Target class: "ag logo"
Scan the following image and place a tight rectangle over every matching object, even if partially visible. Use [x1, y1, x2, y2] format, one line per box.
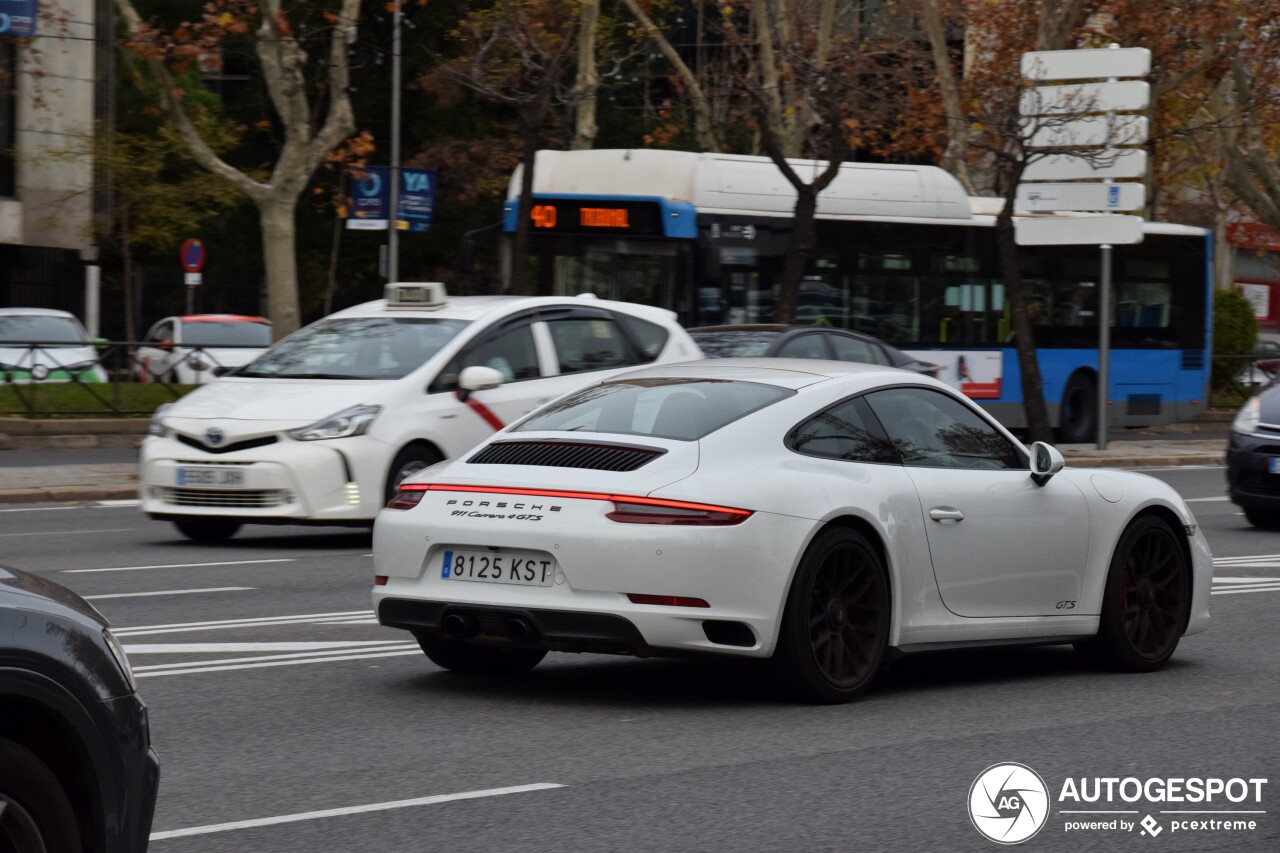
[968, 762, 1050, 845]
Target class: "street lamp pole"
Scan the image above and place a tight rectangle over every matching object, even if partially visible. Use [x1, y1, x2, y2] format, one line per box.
[387, 1, 402, 283]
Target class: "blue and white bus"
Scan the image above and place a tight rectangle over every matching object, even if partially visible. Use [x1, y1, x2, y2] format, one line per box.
[502, 149, 1211, 440]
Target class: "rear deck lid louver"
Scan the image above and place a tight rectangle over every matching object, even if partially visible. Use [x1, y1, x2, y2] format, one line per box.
[467, 440, 665, 472]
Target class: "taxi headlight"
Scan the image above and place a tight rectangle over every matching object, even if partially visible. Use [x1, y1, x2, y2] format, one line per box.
[287, 404, 381, 441]
[1233, 396, 1262, 435]
[148, 402, 173, 438]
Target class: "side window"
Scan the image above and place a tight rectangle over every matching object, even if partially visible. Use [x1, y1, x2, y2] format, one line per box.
[787, 397, 900, 464]
[548, 317, 634, 374]
[775, 334, 828, 360]
[828, 334, 885, 365]
[436, 323, 540, 390]
[863, 387, 1023, 470]
[152, 322, 173, 344]
[615, 313, 669, 362]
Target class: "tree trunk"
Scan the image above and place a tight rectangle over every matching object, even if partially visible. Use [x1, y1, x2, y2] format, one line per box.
[571, 0, 599, 151]
[775, 184, 818, 324]
[260, 199, 302, 338]
[512, 141, 538, 295]
[120, 206, 136, 344]
[325, 211, 343, 316]
[921, 0, 977, 194]
[995, 211, 1053, 443]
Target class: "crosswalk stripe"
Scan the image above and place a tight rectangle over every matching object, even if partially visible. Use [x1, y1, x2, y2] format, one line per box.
[1213, 584, 1280, 595]
[132, 643, 419, 672]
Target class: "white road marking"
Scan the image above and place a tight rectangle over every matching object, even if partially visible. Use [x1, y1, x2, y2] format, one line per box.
[1211, 577, 1280, 595]
[65, 558, 295, 574]
[94, 499, 140, 507]
[0, 505, 79, 513]
[132, 644, 419, 672]
[1124, 465, 1226, 472]
[148, 783, 567, 841]
[1213, 554, 1280, 564]
[1213, 584, 1280, 595]
[1213, 577, 1280, 584]
[0, 528, 138, 538]
[126, 641, 407, 654]
[1185, 496, 1231, 503]
[135, 648, 421, 678]
[113, 609, 373, 637]
[85, 587, 254, 601]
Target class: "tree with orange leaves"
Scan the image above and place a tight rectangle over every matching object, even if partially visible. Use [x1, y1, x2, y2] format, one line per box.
[113, 0, 363, 338]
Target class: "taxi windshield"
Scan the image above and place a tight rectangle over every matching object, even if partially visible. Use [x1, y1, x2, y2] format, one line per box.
[239, 317, 468, 380]
[182, 320, 272, 347]
[0, 315, 87, 345]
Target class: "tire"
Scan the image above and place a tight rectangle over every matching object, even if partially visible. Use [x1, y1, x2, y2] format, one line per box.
[385, 445, 444, 503]
[173, 517, 242, 542]
[1057, 373, 1097, 443]
[1075, 515, 1191, 672]
[414, 633, 546, 675]
[0, 739, 84, 853]
[1244, 507, 1280, 529]
[771, 527, 890, 703]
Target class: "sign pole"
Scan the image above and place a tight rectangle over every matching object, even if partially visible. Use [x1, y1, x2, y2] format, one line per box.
[186, 284, 195, 314]
[1098, 243, 1112, 450]
[387, 0, 402, 283]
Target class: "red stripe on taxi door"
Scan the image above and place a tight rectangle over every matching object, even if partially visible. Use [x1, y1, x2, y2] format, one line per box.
[457, 392, 506, 431]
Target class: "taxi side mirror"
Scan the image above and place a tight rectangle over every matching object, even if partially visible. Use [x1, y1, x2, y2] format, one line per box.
[455, 365, 505, 403]
[1030, 441, 1064, 486]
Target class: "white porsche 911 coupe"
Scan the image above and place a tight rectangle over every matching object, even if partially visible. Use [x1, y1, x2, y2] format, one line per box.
[372, 359, 1211, 703]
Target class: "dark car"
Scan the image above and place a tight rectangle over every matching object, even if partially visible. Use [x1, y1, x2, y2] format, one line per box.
[1225, 386, 1280, 527]
[0, 565, 158, 852]
[688, 324, 941, 376]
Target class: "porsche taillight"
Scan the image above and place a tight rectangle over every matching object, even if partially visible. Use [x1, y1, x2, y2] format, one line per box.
[606, 498, 751, 526]
[386, 483, 429, 510]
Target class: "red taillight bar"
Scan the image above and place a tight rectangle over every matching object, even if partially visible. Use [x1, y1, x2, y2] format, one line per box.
[418, 483, 751, 519]
[627, 594, 710, 608]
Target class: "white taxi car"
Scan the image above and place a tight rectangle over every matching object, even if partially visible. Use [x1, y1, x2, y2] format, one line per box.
[134, 314, 272, 383]
[140, 284, 701, 541]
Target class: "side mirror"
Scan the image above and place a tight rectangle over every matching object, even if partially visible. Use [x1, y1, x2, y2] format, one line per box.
[1029, 441, 1065, 486]
[455, 365, 505, 402]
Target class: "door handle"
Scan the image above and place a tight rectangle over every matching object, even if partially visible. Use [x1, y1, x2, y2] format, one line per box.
[929, 506, 965, 523]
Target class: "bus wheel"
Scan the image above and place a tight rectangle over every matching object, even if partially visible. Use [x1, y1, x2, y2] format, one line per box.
[1057, 373, 1097, 444]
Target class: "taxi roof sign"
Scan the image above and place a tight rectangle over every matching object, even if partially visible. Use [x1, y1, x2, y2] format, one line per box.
[385, 282, 448, 309]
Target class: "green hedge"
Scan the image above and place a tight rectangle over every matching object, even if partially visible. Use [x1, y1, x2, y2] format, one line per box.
[1211, 289, 1259, 394]
[0, 383, 196, 416]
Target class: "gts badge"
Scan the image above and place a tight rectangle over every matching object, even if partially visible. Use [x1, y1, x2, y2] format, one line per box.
[1056, 600, 1077, 610]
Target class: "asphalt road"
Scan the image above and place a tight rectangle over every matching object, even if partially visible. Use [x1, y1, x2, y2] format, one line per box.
[2, 465, 1277, 852]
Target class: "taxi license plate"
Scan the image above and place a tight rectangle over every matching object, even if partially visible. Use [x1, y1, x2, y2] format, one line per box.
[1270, 458, 1280, 475]
[441, 549, 555, 587]
[176, 467, 246, 487]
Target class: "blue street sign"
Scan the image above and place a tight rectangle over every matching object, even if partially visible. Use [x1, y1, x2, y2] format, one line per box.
[347, 166, 390, 229]
[0, 1, 38, 37]
[396, 169, 437, 233]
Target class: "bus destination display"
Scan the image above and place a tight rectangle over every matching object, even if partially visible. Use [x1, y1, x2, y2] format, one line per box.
[528, 200, 664, 236]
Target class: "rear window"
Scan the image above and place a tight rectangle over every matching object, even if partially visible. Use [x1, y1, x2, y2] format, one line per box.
[691, 330, 781, 358]
[616, 313, 669, 361]
[513, 378, 793, 441]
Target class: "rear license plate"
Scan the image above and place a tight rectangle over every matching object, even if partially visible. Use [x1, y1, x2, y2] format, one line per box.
[176, 467, 246, 487]
[441, 549, 555, 587]
[1270, 458, 1280, 475]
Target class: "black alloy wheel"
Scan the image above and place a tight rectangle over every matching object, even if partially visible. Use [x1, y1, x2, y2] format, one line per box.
[385, 445, 444, 503]
[1076, 515, 1191, 671]
[0, 739, 83, 853]
[414, 632, 546, 676]
[774, 528, 890, 703]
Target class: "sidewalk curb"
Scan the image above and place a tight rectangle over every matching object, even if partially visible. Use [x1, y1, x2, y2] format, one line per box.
[1066, 454, 1225, 468]
[0, 485, 139, 505]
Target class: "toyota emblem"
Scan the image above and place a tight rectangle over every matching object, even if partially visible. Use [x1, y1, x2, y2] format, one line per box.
[204, 427, 225, 447]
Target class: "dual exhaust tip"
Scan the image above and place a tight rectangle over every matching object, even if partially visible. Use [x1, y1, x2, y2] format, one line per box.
[441, 612, 538, 645]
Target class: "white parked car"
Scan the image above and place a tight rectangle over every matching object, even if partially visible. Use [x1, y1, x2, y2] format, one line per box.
[0, 308, 107, 384]
[134, 314, 272, 383]
[373, 359, 1211, 703]
[140, 283, 701, 541]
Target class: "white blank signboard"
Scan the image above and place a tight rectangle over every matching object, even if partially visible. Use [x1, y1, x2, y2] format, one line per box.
[1014, 216, 1145, 246]
[1021, 48, 1152, 81]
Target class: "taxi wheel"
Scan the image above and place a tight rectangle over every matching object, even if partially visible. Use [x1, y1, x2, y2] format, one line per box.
[1244, 507, 1280, 529]
[173, 518, 242, 542]
[772, 527, 890, 704]
[1075, 515, 1190, 672]
[0, 739, 84, 853]
[385, 445, 443, 502]
[414, 633, 546, 675]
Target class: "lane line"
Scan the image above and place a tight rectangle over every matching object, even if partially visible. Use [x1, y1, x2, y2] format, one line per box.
[126, 641, 409, 654]
[132, 644, 419, 672]
[94, 499, 140, 507]
[1212, 577, 1280, 584]
[86, 587, 254, 601]
[115, 610, 372, 633]
[0, 528, 138, 538]
[1213, 584, 1280, 595]
[1185, 496, 1231, 503]
[135, 648, 422, 678]
[0, 506, 79, 513]
[148, 783, 567, 841]
[65, 558, 295, 574]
